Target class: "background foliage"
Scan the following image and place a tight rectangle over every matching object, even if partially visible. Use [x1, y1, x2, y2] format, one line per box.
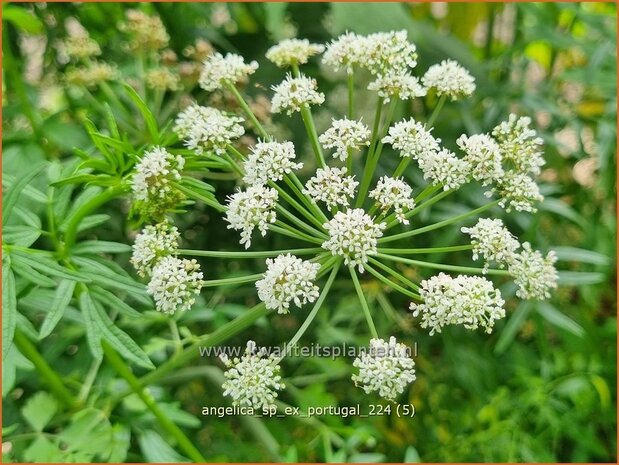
[2, 2, 617, 462]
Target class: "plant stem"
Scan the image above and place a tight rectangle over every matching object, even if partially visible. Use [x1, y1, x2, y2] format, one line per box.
[385, 188, 454, 230]
[102, 341, 206, 463]
[364, 263, 421, 300]
[379, 199, 500, 243]
[276, 204, 327, 239]
[427, 94, 447, 127]
[223, 151, 244, 177]
[178, 247, 323, 259]
[270, 223, 324, 245]
[13, 331, 77, 408]
[201, 273, 264, 288]
[300, 104, 326, 168]
[392, 157, 412, 179]
[377, 253, 510, 276]
[272, 182, 326, 230]
[172, 182, 226, 212]
[347, 71, 354, 119]
[281, 261, 341, 358]
[225, 82, 268, 139]
[378, 244, 474, 255]
[285, 174, 329, 223]
[349, 266, 378, 339]
[367, 256, 420, 291]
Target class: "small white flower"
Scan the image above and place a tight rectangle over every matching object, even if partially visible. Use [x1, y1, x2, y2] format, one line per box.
[131, 147, 184, 209]
[271, 73, 325, 114]
[303, 166, 358, 210]
[422, 59, 476, 100]
[199, 52, 258, 91]
[492, 114, 545, 175]
[410, 273, 505, 335]
[243, 140, 303, 186]
[322, 31, 367, 74]
[369, 176, 416, 225]
[362, 30, 418, 75]
[461, 218, 520, 271]
[352, 336, 416, 401]
[382, 118, 441, 161]
[418, 148, 471, 191]
[508, 242, 558, 300]
[63, 35, 101, 60]
[322, 209, 386, 272]
[266, 38, 325, 67]
[489, 171, 544, 213]
[256, 254, 321, 313]
[174, 104, 244, 155]
[131, 222, 180, 277]
[225, 186, 278, 248]
[221, 340, 284, 410]
[367, 71, 426, 102]
[145, 67, 180, 91]
[147, 256, 204, 314]
[456, 133, 504, 186]
[319, 118, 371, 161]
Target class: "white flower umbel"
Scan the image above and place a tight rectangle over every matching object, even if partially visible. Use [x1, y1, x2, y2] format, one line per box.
[322, 31, 367, 74]
[266, 38, 325, 68]
[322, 209, 386, 272]
[243, 140, 303, 186]
[456, 133, 504, 186]
[369, 176, 416, 225]
[382, 118, 441, 161]
[225, 186, 278, 248]
[492, 114, 545, 175]
[63, 35, 101, 60]
[410, 273, 505, 335]
[461, 218, 520, 271]
[351, 336, 416, 401]
[490, 171, 544, 213]
[367, 71, 426, 102]
[362, 30, 418, 75]
[509, 242, 558, 300]
[303, 166, 358, 210]
[319, 118, 371, 161]
[199, 52, 258, 91]
[256, 254, 321, 314]
[271, 73, 325, 115]
[131, 222, 180, 277]
[422, 59, 476, 100]
[174, 104, 244, 155]
[418, 148, 471, 191]
[221, 340, 284, 410]
[147, 256, 204, 314]
[131, 147, 184, 213]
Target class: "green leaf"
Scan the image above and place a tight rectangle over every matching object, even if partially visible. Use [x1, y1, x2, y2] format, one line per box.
[51, 174, 103, 187]
[2, 225, 41, 247]
[557, 271, 606, 285]
[536, 302, 585, 337]
[180, 176, 216, 193]
[2, 162, 46, 224]
[79, 292, 103, 360]
[23, 436, 64, 462]
[124, 83, 160, 143]
[538, 198, 587, 228]
[2, 174, 47, 203]
[21, 392, 58, 431]
[78, 214, 112, 232]
[495, 301, 531, 354]
[10, 258, 57, 287]
[553, 246, 611, 266]
[3, 5, 44, 33]
[73, 241, 132, 255]
[39, 280, 77, 339]
[138, 430, 190, 463]
[91, 286, 142, 318]
[2, 265, 17, 360]
[10, 250, 90, 282]
[58, 408, 114, 460]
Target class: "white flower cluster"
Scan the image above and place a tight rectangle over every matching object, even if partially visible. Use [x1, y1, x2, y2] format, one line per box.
[369, 176, 415, 224]
[322, 32, 367, 74]
[131, 146, 184, 211]
[382, 118, 441, 161]
[131, 222, 180, 277]
[319, 118, 370, 161]
[461, 218, 520, 271]
[410, 273, 505, 335]
[63, 35, 101, 60]
[322, 209, 386, 272]
[352, 336, 416, 401]
[271, 74, 325, 114]
[147, 256, 205, 314]
[199, 52, 258, 91]
[225, 186, 278, 248]
[256, 254, 320, 313]
[243, 140, 303, 186]
[422, 59, 476, 100]
[361, 30, 418, 75]
[266, 38, 325, 68]
[492, 114, 545, 175]
[418, 148, 471, 191]
[303, 167, 358, 210]
[174, 104, 245, 155]
[221, 340, 284, 409]
[508, 242, 558, 300]
[367, 70, 426, 102]
[490, 171, 544, 212]
[456, 134, 503, 186]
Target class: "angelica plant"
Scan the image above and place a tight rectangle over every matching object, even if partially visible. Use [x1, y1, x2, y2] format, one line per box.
[126, 29, 561, 406]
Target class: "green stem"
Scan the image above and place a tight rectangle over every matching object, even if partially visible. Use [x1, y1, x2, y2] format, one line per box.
[378, 244, 473, 255]
[270, 223, 324, 245]
[285, 174, 329, 223]
[367, 256, 420, 291]
[347, 71, 354, 119]
[364, 263, 421, 300]
[282, 261, 341, 358]
[223, 151, 244, 176]
[272, 182, 326, 231]
[393, 157, 412, 179]
[300, 104, 326, 168]
[172, 182, 226, 212]
[201, 273, 263, 288]
[377, 253, 510, 276]
[276, 205, 327, 239]
[379, 199, 500, 244]
[225, 82, 269, 139]
[427, 94, 447, 127]
[349, 266, 378, 338]
[178, 247, 323, 259]
[385, 188, 453, 230]
[102, 341, 206, 463]
[13, 331, 77, 408]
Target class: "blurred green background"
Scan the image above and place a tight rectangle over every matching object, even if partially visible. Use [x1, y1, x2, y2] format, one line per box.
[2, 2, 617, 462]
